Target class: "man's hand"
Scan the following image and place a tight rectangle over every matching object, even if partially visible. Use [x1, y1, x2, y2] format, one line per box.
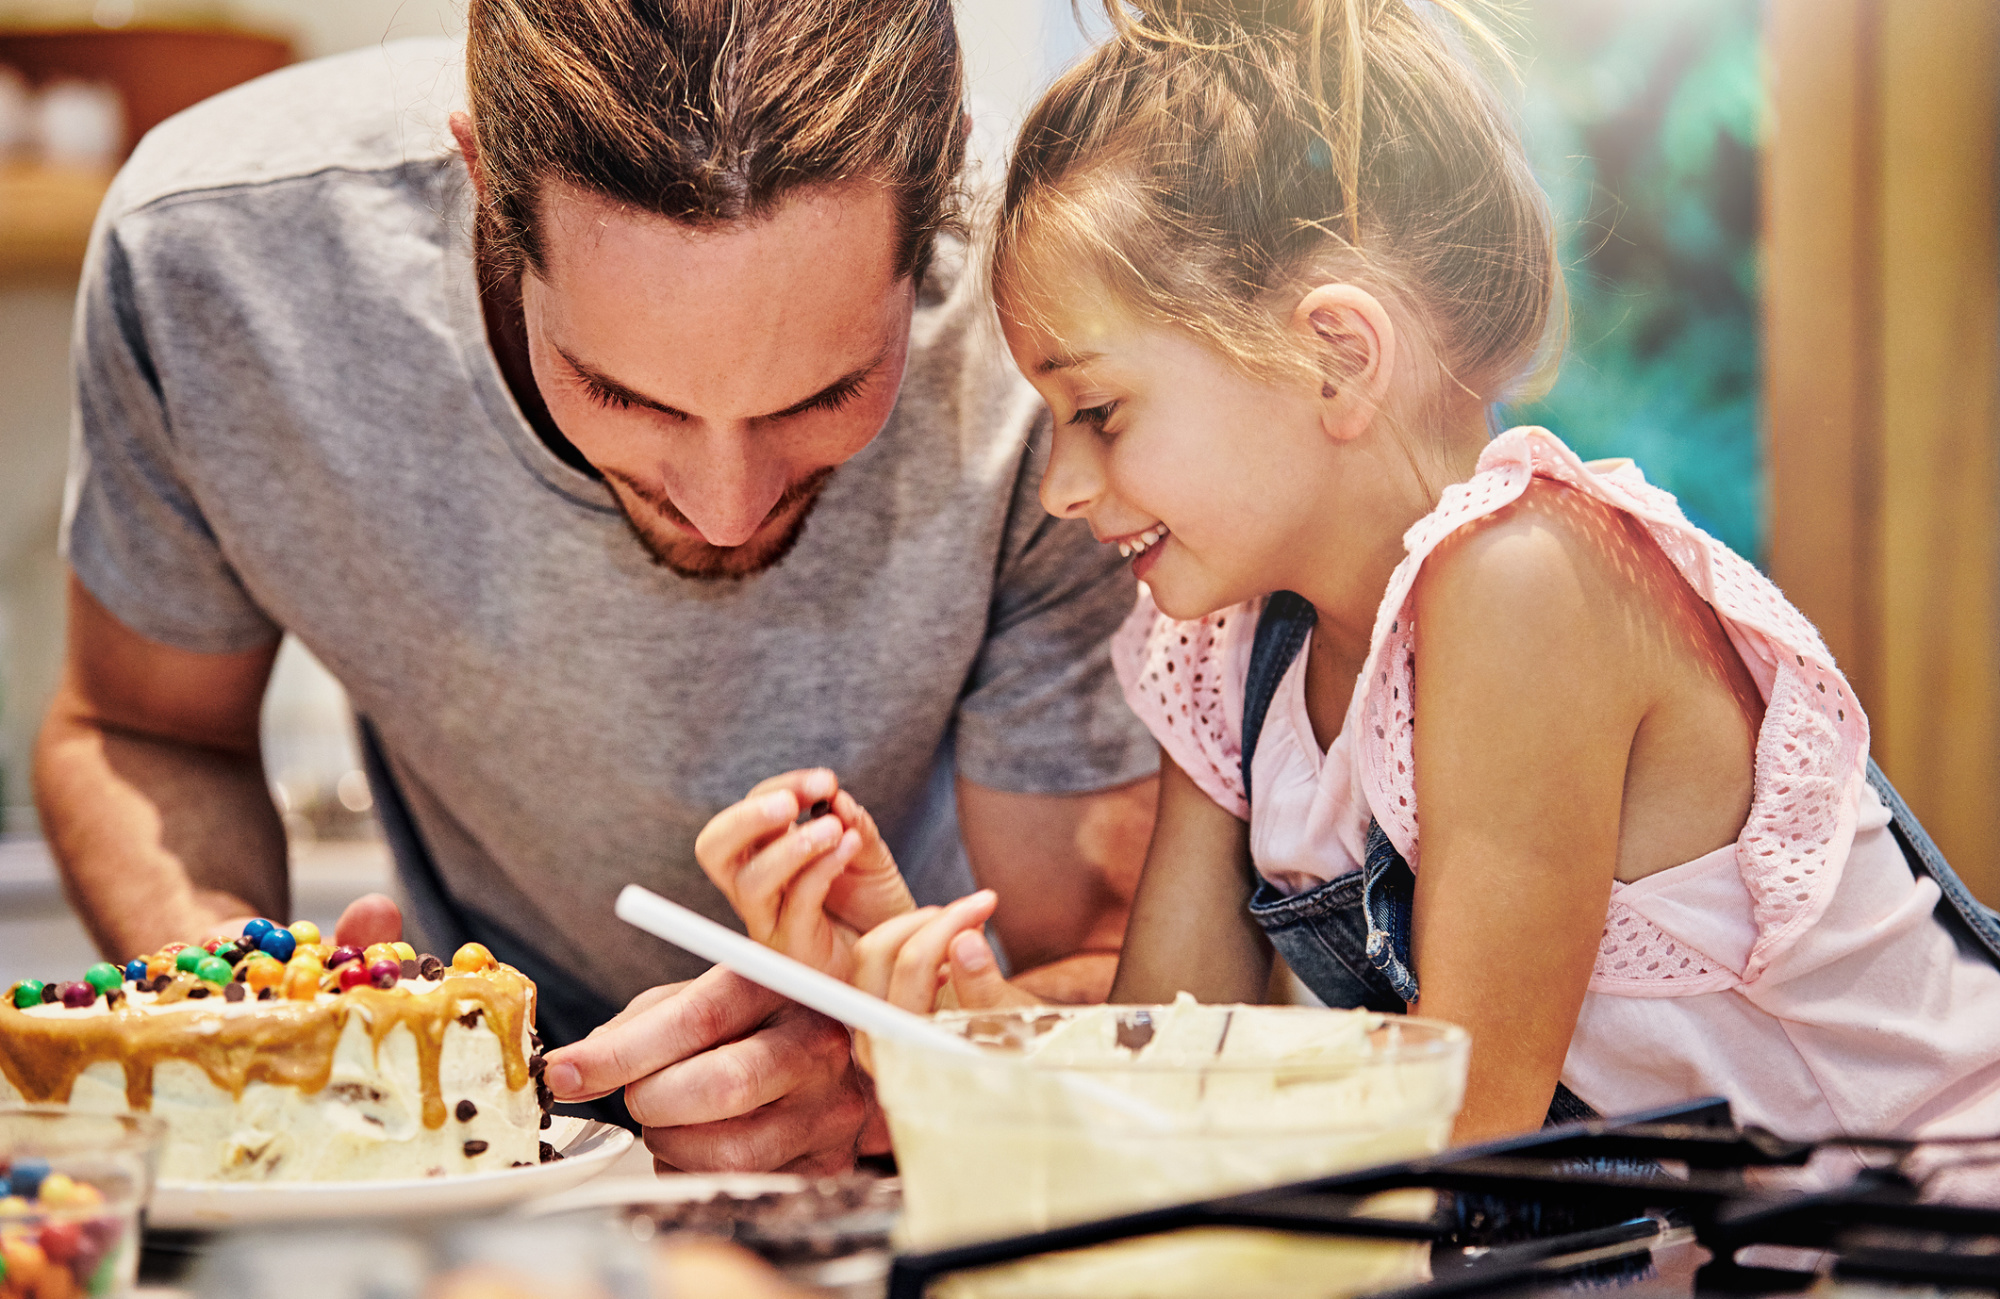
[333, 893, 403, 947]
[543, 965, 882, 1174]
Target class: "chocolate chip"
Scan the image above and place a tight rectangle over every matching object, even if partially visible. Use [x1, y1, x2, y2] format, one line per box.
[188, 986, 210, 999]
[511, 1161, 531, 1168]
[418, 955, 445, 980]
[400, 959, 419, 980]
[222, 945, 249, 966]
[536, 1079, 553, 1110]
[539, 1142, 562, 1163]
[808, 799, 833, 820]
[39, 983, 58, 1004]
[528, 1054, 547, 1078]
[257, 987, 275, 1001]
[529, 1028, 543, 1050]
[455, 1100, 477, 1122]
[463, 1140, 488, 1157]
[147, 974, 170, 994]
[540, 1113, 552, 1130]
[223, 983, 245, 1003]
[457, 1008, 482, 1028]
[104, 988, 125, 1010]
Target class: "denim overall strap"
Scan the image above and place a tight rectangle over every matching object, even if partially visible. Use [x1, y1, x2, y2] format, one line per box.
[1240, 591, 1316, 803]
[1866, 760, 2000, 965]
[1239, 593, 1421, 1006]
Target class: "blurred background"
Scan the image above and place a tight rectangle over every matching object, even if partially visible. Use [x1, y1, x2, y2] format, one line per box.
[0, 0, 1992, 986]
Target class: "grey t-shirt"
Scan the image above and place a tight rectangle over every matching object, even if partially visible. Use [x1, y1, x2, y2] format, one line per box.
[62, 40, 1155, 1043]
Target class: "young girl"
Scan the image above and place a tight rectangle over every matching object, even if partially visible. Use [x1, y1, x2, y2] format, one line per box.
[696, 0, 2000, 1146]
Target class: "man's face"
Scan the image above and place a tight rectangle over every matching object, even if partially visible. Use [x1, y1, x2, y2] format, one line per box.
[519, 181, 915, 579]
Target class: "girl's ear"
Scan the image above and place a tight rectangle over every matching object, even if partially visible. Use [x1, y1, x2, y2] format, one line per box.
[1290, 283, 1396, 442]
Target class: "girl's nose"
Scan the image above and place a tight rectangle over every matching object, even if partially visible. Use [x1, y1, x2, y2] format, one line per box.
[1038, 425, 1105, 521]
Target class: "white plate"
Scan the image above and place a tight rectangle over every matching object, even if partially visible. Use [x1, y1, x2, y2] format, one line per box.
[520, 1171, 809, 1218]
[147, 1117, 634, 1228]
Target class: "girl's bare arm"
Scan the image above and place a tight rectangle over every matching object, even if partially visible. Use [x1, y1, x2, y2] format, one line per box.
[1110, 751, 1271, 1004]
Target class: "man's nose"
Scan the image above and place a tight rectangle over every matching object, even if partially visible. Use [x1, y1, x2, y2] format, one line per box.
[1038, 423, 1105, 521]
[663, 424, 789, 547]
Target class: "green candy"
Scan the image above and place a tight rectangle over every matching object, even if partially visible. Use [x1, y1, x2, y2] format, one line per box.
[10, 981, 43, 1009]
[193, 956, 232, 986]
[83, 963, 122, 995]
[174, 948, 204, 973]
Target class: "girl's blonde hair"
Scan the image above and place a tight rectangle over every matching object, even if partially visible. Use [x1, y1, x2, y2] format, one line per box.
[992, 0, 1562, 403]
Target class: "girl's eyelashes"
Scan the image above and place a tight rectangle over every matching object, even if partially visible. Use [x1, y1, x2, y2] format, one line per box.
[578, 376, 635, 413]
[1068, 400, 1121, 433]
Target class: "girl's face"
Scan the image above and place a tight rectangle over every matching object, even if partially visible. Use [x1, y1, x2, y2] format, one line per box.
[1003, 303, 1332, 622]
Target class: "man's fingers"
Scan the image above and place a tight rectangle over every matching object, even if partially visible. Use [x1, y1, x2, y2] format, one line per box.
[544, 965, 779, 1101]
[623, 999, 849, 1129]
[333, 894, 402, 948]
[742, 768, 839, 804]
[582, 980, 690, 1039]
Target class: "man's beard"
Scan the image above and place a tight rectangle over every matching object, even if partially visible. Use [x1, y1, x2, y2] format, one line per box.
[600, 467, 836, 581]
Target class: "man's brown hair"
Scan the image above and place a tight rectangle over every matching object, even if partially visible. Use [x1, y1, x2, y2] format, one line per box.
[465, 0, 965, 281]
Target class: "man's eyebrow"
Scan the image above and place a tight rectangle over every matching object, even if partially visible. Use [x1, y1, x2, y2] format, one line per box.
[1036, 350, 1101, 375]
[557, 345, 890, 421]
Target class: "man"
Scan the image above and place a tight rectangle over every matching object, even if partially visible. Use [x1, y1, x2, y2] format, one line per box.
[36, 0, 1157, 1173]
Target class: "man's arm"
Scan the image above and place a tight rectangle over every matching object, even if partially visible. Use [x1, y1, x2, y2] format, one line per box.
[34, 573, 288, 957]
[955, 773, 1155, 1003]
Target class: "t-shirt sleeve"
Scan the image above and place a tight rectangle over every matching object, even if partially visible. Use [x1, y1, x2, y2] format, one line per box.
[61, 208, 281, 653]
[951, 417, 1160, 794]
[1111, 589, 1253, 820]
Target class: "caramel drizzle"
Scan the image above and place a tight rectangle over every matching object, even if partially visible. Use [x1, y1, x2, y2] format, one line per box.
[0, 968, 534, 1129]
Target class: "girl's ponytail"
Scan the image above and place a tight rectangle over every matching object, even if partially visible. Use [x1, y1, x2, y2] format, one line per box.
[994, 0, 1560, 404]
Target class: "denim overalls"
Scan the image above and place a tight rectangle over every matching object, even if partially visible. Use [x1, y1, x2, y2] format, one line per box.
[1236, 591, 2000, 1127]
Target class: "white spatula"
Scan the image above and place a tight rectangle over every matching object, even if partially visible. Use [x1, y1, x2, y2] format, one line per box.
[614, 884, 1171, 1129]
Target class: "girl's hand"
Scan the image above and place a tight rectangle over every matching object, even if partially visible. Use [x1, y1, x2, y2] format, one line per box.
[850, 890, 1036, 1013]
[694, 770, 916, 977]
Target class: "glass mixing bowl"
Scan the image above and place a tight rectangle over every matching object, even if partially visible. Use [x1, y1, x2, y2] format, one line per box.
[0, 1107, 164, 1299]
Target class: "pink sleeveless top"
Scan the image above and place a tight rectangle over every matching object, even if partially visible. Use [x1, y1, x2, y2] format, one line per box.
[1113, 428, 2000, 1139]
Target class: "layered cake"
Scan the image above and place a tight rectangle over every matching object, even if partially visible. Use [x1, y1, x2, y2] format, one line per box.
[0, 922, 558, 1181]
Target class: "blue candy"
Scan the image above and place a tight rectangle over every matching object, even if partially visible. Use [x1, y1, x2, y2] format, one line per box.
[10, 1158, 48, 1200]
[241, 918, 276, 943]
[258, 928, 297, 962]
[122, 959, 147, 984]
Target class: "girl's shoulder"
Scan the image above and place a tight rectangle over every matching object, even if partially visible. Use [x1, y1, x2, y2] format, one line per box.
[1110, 589, 1259, 820]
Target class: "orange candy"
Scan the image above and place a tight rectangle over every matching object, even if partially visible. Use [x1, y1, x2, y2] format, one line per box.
[243, 958, 285, 994]
[281, 959, 323, 1001]
[144, 957, 172, 981]
[450, 943, 495, 973]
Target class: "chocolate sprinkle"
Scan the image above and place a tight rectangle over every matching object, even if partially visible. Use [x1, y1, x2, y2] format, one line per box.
[223, 983, 245, 1003]
[463, 1140, 488, 1157]
[400, 959, 419, 980]
[455, 1099, 477, 1122]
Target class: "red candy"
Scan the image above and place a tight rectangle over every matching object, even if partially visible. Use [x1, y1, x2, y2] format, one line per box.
[201, 937, 227, 954]
[338, 964, 369, 992]
[58, 982, 95, 1009]
[328, 946, 364, 969]
[367, 960, 400, 989]
[38, 1220, 81, 1264]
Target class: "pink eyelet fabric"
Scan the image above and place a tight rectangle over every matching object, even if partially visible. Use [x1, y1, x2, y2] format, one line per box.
[1112, 427, 1872, 994]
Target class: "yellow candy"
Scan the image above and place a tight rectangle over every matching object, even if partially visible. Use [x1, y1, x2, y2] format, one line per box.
[451, 943, 495, 973]
[390, 941, 416, 963]
[287, 920, 321, 946]
[36, 1174, 76, 1206]
[363, 943, 399, 968]
[282, 960, 323, 1001]
[244, 958, 284, 994]
[0, 1196, 28, 1217]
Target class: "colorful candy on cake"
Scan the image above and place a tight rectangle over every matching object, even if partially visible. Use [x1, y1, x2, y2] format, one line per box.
[0, 922, 559, 1181]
